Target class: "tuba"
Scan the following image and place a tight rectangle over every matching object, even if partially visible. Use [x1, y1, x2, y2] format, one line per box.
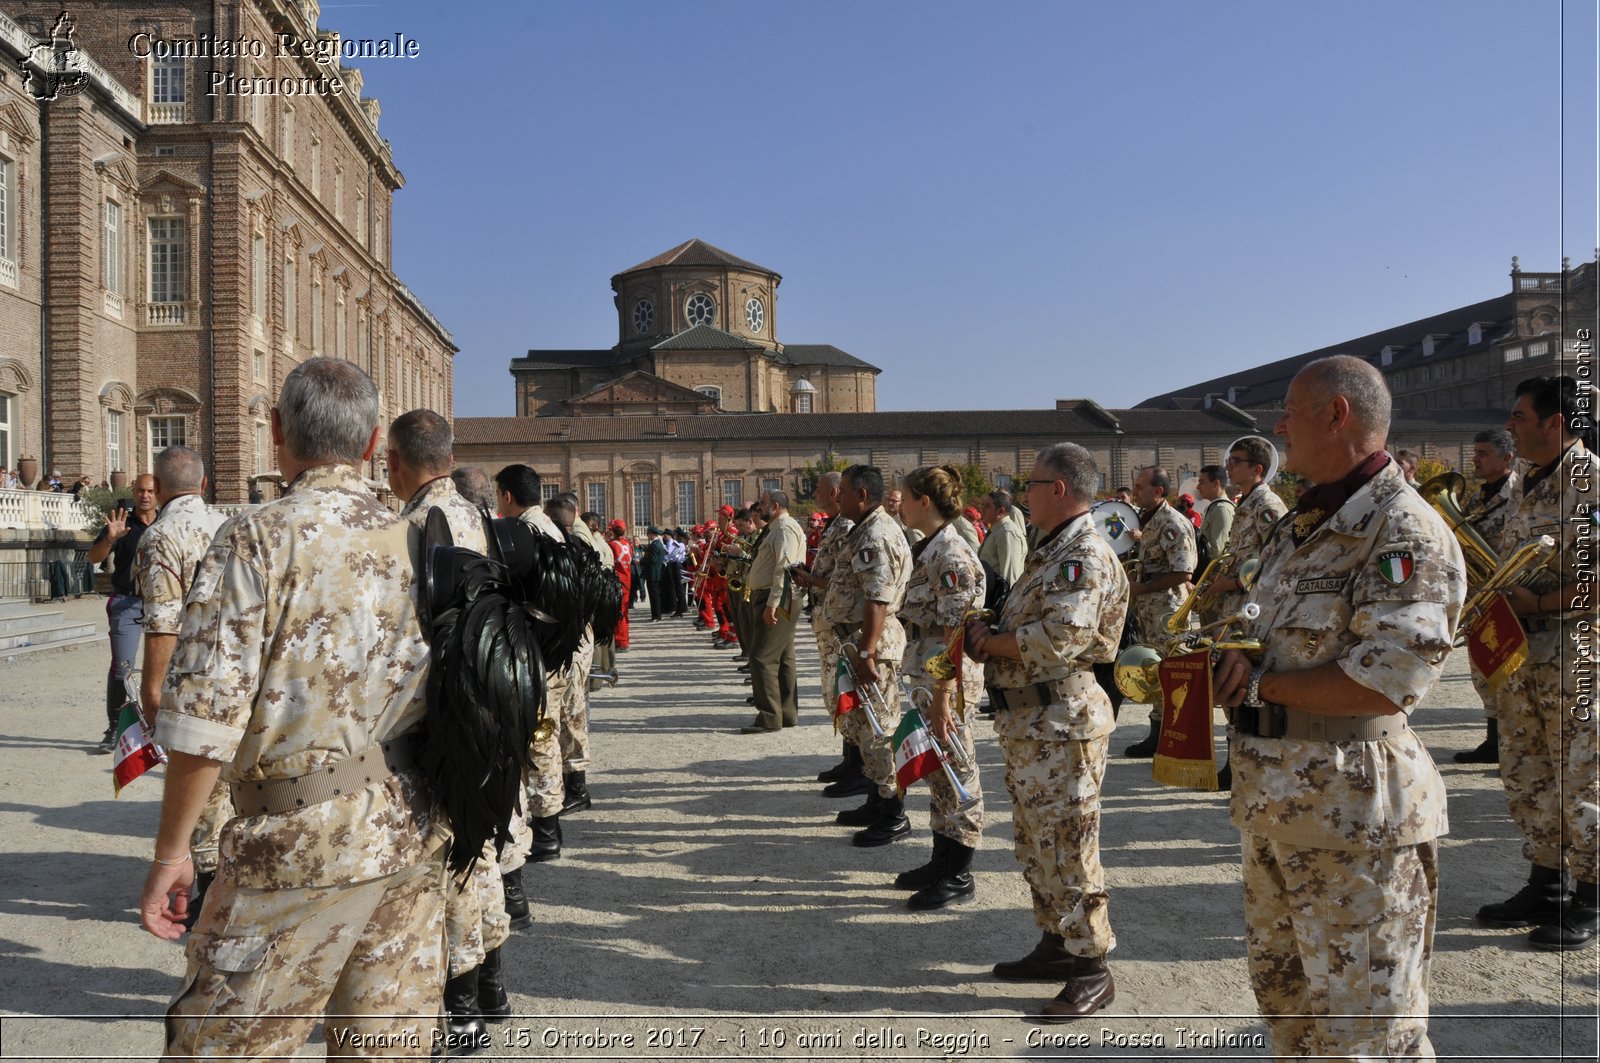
[1420, 472, 1501, 587]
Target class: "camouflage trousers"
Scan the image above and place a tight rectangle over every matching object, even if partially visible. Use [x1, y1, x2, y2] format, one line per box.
[836, 659, 901, 799]
[189, 778, 235, 875]
[904, 677, 983, 847]
[560, 631, 594, 773]
[1242, 833, 1437, 1062]
[525, 701, 565, 820]
[996, 734, 1114, 958]
[164, 854, 447, 1060]
[1492, 627, 1600, 883]
[812, 625, 841, 716]
[445, 845, 509, 977]
[500, 810, 529, 876]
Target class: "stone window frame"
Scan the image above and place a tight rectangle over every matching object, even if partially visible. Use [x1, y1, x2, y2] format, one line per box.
[676, 478, 698, 525]
[684, 292, 716, 328]
[0, 359, 34, 473]
[101, 381, 136, 478]
[585, 480, 607, 518]
[693, 385, 722, 409]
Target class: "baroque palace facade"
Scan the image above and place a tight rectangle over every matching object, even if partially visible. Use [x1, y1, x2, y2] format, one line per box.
[455, 240, 1508, 536]
[0, 0, 453, 503]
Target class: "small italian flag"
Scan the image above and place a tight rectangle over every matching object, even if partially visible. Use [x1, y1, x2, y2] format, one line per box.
[112, 703, 166, 797]
[891, 708, 941, 792]
[834, 656, 862, 716]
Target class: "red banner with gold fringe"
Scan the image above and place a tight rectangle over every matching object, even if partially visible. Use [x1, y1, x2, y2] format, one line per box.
[1466, 593, 1529, 693]
[1153, 650, 1219, 791]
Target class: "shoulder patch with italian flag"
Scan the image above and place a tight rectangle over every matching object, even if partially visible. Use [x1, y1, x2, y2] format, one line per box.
[1378, 550, 1415, 585]
[1061, 560, 1082, 583]
[940, 570, 958, 592]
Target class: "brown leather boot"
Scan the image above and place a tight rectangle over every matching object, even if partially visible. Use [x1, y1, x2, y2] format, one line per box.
[992, 931, 1077, 982]
[1036, 954, 1115, 1022]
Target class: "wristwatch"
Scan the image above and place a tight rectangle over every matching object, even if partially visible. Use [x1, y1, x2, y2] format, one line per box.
[1243, 667, 1268, 709]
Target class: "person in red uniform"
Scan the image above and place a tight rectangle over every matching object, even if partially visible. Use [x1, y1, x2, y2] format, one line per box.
[606, 520, 634, 650]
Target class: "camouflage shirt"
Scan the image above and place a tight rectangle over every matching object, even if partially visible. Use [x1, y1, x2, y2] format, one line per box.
[156, 463, 439, 890]
[1231, 460, 1465, 851]
[1465, 469, 1519, 588]
[402, 476, 489, 554]
[821, 505, 912, 660]
[1502, 442, 1595, 618]
[807, 515, 855, 618]
[135, 493, 226, 636]
[1213, 483, 1289, 618]
[901, 522, 987, 705]
[1134, 501, 1197, 638]
[986, 512, 1129, 742]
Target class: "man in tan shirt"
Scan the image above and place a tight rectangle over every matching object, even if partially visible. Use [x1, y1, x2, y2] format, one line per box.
[743, 489, 807, 732]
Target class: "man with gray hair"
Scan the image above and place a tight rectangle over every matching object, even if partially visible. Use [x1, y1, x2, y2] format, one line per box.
[450, 465, 496, 511]
[965, 441, 1127, 1021]
[1213, 355, 1464, 1057]
[1454, 426, 1519, 764]
[978, 488, 1026, 585]
[1123, 464, 1198, 757]
[135, 445, 226, 925]
[141, 358, 448, 1057]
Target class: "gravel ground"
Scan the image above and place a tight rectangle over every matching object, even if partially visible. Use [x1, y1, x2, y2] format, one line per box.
[0, 596, 1595, 1060]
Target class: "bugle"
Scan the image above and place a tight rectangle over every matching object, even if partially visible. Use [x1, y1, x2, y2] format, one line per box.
[838, 643, 898, 735]
[905, 685, 981, 813]
[1455, 534, 1557, 647]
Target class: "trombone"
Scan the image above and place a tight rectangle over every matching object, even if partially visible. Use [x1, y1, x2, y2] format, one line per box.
[905, 683, 981, 813]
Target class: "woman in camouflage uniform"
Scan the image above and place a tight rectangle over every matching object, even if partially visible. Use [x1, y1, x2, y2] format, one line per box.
[894, 465, 986, 909]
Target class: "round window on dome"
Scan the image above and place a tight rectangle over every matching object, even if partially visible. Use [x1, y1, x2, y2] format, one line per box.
[685, 293, 716, 327]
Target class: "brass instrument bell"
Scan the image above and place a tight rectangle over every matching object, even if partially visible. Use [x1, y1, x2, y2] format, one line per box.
[1420, 471, 1501, 587]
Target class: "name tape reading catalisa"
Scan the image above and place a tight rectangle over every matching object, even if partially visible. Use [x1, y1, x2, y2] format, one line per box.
[129, 29, 420, 97]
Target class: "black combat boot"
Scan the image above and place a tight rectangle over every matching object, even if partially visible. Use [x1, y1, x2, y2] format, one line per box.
[502, 867, 532, 931]
[1037, 954, 1116, 1022]
[908, 838, 975, 910]
[894, 833, 948, 891]
[96, 675, 123, 754]
[1122, 716, 1159, 758]
[561, 772, 591, 815]
[1454, 717, 1500, 764]
[477, 946, 512, 1021]
[993, 931, 1077, 982]
[528, 815, 562, 862]
[852, 794, 911, 847]
[439, 968, 489, 1056]
[1530, 879, 1600, 951]
[182, 869, 215, 932]
[822, 745, 874, 798]
[817, 740, 854, 783]
[1477, 864, 1569, 927]
[834, 790, 884, 827]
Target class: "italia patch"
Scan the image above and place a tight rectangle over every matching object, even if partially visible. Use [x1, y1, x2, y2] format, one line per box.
[940, 570, 958, 592]
[1378, 550, 1415, 585]
[857, 547, 877, 566]
[1061, 560, 1083, 583]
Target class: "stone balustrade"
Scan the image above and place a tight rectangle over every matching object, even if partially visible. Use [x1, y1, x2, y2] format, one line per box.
[0, 489, 102, 532]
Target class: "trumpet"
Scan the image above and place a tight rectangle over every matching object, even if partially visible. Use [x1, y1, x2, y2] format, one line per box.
[1115, 603, 1264, 703]
[905, 684, 981, 813]
[837, 643, 899, 732]
[1421, 472, 1501, 587]
[1455, 534, 1557, 646]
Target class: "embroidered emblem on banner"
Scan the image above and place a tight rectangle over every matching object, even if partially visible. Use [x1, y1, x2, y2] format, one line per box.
[1378, 550, 1415, 585]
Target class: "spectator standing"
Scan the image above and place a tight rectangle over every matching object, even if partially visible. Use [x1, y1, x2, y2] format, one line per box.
[86, 473, 157, 752]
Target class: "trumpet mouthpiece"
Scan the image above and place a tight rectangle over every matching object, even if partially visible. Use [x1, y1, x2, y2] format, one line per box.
[1241, 603, 1261, 620]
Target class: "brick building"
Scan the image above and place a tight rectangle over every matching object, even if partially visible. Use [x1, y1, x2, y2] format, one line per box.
[0, 1, 454, 501]
[514, 238, 879, 418]
[1140, 256, 1599, 415]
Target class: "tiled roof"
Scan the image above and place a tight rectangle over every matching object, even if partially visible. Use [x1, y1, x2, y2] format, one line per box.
[777, 344, 879, 371]
[1136, 293, 1517, 408]
[613, 239, 778, 280]
[511, 349, 629, 370]
[652, 325, 763, 351]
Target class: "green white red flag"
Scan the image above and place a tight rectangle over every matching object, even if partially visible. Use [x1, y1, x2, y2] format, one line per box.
[112, 702, 165, 796]
[834, 655, 861, 716]
[891, 707, 941, 791]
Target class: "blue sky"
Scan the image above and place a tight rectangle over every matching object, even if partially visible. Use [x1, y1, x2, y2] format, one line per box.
[326, 0, 1598, 417]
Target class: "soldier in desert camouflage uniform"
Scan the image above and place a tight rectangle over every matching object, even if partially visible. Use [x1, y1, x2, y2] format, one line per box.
[1122, 465, 1197, 757]
[546, 491, 608, 809]
[1206, 435, 1289, 622]
[966, 442, 1127, 1023]
[823, 465, 913, 846]
[135, 446, 227, 922]
[893, 465, 986, 910]
[141, 359, 447, 1060]
[793, 473, 864, 795]
[390, 409, 511, 1055]
[1214, 356, 1466, 1060]
[495, 464, 570, 868]
[1450, 427, 1521, 765]
[1477, 376, 1600, 951]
